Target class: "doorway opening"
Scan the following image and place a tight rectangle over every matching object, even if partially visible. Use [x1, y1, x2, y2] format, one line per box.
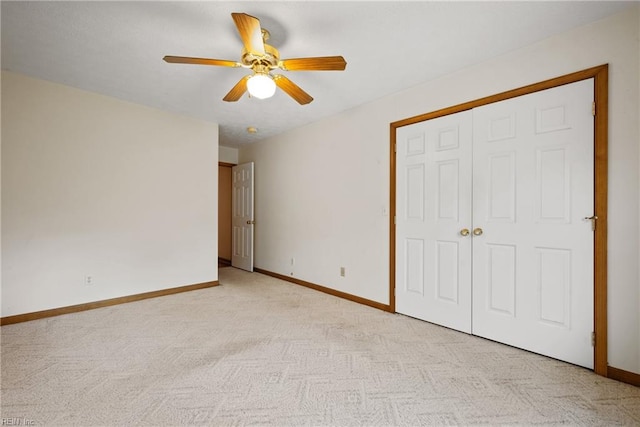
[219, 162, 235, 268]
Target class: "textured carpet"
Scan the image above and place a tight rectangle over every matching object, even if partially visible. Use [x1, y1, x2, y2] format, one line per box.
[2, 267, 640, 426]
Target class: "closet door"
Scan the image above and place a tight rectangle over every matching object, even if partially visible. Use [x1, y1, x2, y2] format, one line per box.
[395, 111, 473, 333]
[471, 79, 595, 368]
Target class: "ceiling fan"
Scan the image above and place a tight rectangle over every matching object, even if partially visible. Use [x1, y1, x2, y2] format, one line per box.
[163, 12, 347, 105]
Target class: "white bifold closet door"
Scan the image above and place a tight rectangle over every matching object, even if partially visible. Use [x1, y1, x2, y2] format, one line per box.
[395, 79, 595, 368]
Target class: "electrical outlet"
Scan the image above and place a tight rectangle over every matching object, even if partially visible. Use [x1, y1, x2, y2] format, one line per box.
[340, 267, 345, 277]
[84, 275, 94, 286]
[291, 257, 295, 266]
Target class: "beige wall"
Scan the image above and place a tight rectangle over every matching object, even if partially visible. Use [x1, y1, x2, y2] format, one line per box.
[219, 146, 239, 164]
[240, 6, 640, 373]
[638, 6, 640, 363]
[1, 71, 219, 316]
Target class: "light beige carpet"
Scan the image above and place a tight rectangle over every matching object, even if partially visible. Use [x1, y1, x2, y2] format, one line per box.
[2, 267, 640, 426]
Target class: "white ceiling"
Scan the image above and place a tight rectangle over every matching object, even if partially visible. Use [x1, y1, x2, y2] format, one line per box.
[1, 1, 633, 148]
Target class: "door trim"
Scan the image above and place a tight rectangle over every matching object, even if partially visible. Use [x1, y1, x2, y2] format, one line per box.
[389, 64, 608, 376]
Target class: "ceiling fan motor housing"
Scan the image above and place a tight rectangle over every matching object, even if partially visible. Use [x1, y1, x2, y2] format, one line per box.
[241, 43, 280, 69]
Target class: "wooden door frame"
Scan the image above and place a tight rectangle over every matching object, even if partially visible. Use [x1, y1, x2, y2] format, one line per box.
[389, 64, 609, 376]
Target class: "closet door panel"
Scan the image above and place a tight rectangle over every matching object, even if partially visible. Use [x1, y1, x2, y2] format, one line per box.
[472, 79, 595, 369]
[396, 111, 473, 333]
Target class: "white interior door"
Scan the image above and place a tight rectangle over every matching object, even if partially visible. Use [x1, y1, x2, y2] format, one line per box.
[395, 110, 473, 333]
[471, 79, 594, 368]
[232, 162, 254, 272]
[395, 79, 595, 368]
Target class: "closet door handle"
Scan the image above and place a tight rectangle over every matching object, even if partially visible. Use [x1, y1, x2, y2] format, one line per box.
[460, 228, 470, 237]
[473, 228, 483, 236]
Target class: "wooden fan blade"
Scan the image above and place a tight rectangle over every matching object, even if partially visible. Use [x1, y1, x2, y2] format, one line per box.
[280, 56, 347, 71]
[223, 75, 251, 102]
[273, 75, 313, 105]
[163, 56, 240, 68]
[231, 12, 265, 56]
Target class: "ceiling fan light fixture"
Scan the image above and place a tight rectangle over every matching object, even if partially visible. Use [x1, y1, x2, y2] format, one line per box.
[164, 13, 346, 105]
[247, 73, 276, 99]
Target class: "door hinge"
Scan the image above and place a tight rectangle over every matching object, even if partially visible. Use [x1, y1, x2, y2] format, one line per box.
[591, 331, 596, 347]
[592, 101, 596, 116]
[584, 215, 598, 231]
[394, 142, 397, 153]
[394, 216, 396, 225]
